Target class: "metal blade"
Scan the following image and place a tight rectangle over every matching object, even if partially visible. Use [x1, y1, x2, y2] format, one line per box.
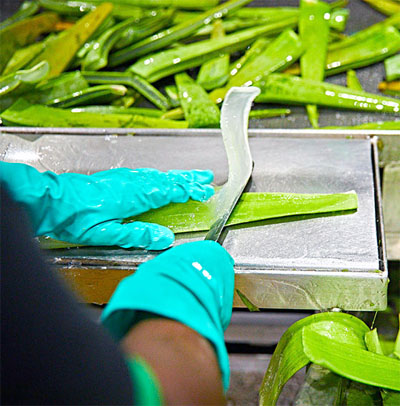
[205, 86, 260, 242]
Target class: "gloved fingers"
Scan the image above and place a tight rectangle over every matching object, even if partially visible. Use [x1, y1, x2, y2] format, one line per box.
[167, 169, 214, 185]
[166, 170, 215, 203]
[82, 220, 175, 250]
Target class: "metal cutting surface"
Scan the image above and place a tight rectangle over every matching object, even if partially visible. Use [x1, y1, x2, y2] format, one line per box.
[0, 132, 387, 310]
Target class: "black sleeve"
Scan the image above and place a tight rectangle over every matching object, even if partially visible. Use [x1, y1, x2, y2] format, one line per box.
[1, 184, 134, 405]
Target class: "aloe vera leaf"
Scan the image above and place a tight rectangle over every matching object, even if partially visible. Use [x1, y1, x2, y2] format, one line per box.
[300, 0, 330, 129]
[233, 7, 299, 21]
[126, 191, 358, 233]
[110, 90, 140, 108]
[259, 313, 370, 406]
[302, 328, 400, 391]
[328, 13, 400, 51]
[81, 71, 171, 110]
[379, 81, 400, 96]
[249, 108, 291, 119]
[130, 18, 298, 83]
[82, 17, 143, 71]
[229, 37, 271, 78]
[329, 8, 349, 32]
[236, 289, 260, 311]
[164, 84, 181, 107]
[109, 0, 255, 67]
[362, 0, 400, 15]
[385, 54, 400, 81]
[28, 3, 113, 79]
[3, 41, 46, 75]
[347, 69, 364, 91]
[193, 18, 268, 38]
[365, 328, 385, 355]
[108, 0, 218, 9]
[113, 11, 174, 50]
[197, 20, 230, 91]
[0, 61, 49, 98]
[0, 1, 40, 31]
[125, 115, 188, 128]
[255, 74, 400, 115]
[0, 13, 59, 74]
[71, 105, 164, 117]
[174, 72, 220, 128]
[161, 107, 184, 120]
[230, 29, 302, 87]
[45, 84, 127, 108]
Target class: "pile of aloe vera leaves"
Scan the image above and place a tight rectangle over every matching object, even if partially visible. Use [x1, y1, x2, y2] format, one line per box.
[0, 0, 400, 129]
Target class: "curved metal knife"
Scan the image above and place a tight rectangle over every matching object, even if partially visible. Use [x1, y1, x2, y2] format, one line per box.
[205, 86, 260, 242]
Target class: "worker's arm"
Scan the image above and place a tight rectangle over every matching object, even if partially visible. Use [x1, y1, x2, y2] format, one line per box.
[0, 162, 214, 249]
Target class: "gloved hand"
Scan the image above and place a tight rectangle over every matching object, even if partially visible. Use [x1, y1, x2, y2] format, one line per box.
[101, 240, 235, 391]
[0, 162, 214, 249]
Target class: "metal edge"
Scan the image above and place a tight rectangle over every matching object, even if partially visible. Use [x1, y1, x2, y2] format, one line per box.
[1, 126, 400, 138]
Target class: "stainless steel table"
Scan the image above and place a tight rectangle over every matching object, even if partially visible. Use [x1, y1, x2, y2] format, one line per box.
[0, 128, 387, 310]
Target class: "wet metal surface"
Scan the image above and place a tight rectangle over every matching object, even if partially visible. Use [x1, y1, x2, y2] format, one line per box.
[0, 132, 387, 310]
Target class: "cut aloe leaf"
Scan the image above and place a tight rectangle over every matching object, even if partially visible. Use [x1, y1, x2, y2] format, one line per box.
[0, 98, 186, 128]
[365, 328, 385, 355]
[129, 18, 298, 82]
[0, 1, 40, 31]
[109, 0, 254, 67]
[329, 8, 349, 32]
[299, 0, 330, 129]
[236, 289, 260, 311]
[70, 105, 164, 117]
[249, 108, 291, 119]
[3, 41, 46, 75]
[362, 0, 400, 15]
[322, 121, 400, 130]
[347, 69, 364, 91]
[197, 20, 230, 91]
[175, 72, 220, 128]
[385, 53, 400, 81]
[0, 61, 49, 98]
[302, 328, 400, 391]
[259, 313, 370, 406]
[45, 85, 127, 108]
[0, 12, 59, 74]
[81, 71, 171, 110]
[126, 191, 358, 233]
[28, 3, 113, 79]
[255, 74, 400, 115]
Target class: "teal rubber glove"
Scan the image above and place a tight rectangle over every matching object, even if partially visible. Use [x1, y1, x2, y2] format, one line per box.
[101, 240, 235, 391]
[0, 162, 214, 249]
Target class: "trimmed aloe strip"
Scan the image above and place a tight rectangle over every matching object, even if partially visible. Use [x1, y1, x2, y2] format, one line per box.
[113, 11, 174, 50]
[229, 38, 271, 77]
[233, 7, 299, 21]
[0, 12, 59, 74]
[106, 0, 218, 9]
[193, 18, 266, 38]
[227, 29, 303, 90]
[302, 328, 400, 391]
[0, 98, 187, 128]
[81, 71, 171, 110]
[0, 61, 49, 98]
[379, 81, 400, 96]
[329, 8, 349, 32]
[109, 0, 255, 67]
[197, 21, 230, 91]
[45, 85, 127, 108]
[255, 74, 400, 115]
[164, 85, 180, 107]
[385, 54, 400, 81]
[38, 0, 158, 19]
[236, 289, 260, 311]
[300, 0, 330, 129]
[71, 105, 164, 117]
[0, 1, 40, 31]
[126, 191, 358, 233]
[259, 312, 369, 406]
[175, 72, 220, 128]
[28, 4, 113, 79]
[328, 13, 400, 51]
[347, 69, 364, 91]
[3, 41, 46, 75]
[362, 0, 400, 15]
[249, 108, 291, 119]
[130, 18, 298, 82]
